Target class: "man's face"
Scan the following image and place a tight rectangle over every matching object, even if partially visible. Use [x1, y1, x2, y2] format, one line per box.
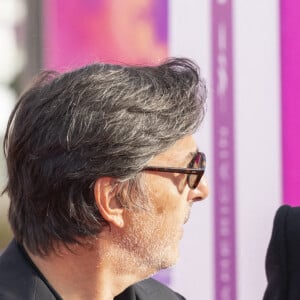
[116, 135, 209, 275]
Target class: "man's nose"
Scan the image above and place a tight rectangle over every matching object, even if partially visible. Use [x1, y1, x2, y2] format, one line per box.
[189, 175, 209, 202]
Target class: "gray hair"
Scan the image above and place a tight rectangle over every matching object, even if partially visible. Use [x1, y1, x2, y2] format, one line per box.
[3, 58, 207, 255]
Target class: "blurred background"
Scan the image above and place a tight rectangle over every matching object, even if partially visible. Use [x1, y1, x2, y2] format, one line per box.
[0, 0, 299, 299]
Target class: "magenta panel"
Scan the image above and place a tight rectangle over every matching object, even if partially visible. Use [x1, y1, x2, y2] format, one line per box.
[281, 0, 300, 206]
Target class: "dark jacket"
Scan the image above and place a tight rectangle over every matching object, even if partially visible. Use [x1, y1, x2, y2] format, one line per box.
[263, 205, 300, 300]
[0, 240, 185, 300]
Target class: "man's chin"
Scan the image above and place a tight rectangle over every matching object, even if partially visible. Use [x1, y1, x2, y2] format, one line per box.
[157, 249, 180, 270]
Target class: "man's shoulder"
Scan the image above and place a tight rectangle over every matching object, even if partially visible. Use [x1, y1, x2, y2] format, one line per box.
[136, 278, 186, 299]
[0, 240, 30, 282]
[115, 278, 186, 300]
[263, 205, 300, 300]
[0, 240, 57, 300]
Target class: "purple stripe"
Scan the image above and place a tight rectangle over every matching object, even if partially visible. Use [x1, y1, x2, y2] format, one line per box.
[212, 1, 236, 300]
[152, 0, 168, 43]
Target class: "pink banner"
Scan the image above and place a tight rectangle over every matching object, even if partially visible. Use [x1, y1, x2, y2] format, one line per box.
[43, 0, 168, 70]
[281, 0, 300, 206]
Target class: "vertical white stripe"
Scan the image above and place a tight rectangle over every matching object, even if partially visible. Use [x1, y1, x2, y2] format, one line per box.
[169, 1, 214, 300]
[233, 1, 281, 300]
[169, 1, 282, 299]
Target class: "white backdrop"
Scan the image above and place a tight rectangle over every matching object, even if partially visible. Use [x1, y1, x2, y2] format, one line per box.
[168, 1, 281, 299]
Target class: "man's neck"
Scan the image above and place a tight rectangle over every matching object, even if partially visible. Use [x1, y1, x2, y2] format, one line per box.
[25, 238, 147, 300]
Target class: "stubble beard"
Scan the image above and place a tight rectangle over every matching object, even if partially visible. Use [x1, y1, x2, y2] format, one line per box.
[112, 209, 180, 278]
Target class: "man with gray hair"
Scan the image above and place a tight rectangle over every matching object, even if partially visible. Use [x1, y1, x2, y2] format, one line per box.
[0, 58, 208, 299]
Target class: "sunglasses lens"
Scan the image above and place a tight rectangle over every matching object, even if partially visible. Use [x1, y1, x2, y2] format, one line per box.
[188, 152, 205, 189]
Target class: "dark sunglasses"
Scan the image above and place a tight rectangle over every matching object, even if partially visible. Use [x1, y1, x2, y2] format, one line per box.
[142, 151, 206, 189]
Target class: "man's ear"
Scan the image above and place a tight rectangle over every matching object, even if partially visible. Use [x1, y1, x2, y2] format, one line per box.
[93, 177, 125, 228]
